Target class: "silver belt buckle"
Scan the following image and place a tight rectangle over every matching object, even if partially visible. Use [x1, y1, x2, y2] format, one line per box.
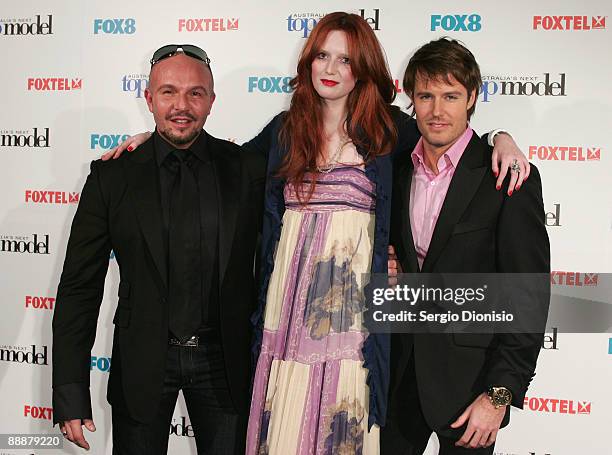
[170, 335, 199, 347]
[184, 335, 199, 347]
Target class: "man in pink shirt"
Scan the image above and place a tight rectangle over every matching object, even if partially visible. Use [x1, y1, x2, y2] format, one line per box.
[381, 38, 550, 455]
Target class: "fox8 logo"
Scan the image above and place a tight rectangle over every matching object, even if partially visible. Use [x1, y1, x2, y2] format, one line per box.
[93, 18, 136, 34]
[430, 14, 482, 32]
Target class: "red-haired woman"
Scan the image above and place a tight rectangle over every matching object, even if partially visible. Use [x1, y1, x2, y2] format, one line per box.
[105, 12, 528, 454]
[244, 14, 401, 454]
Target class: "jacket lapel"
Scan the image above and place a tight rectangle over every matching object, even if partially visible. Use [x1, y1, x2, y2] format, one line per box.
[396, 160, 420, 273]
[421, 134, 488, 272]
[123, 138, 168, 291]
[210, 136, 241, 287]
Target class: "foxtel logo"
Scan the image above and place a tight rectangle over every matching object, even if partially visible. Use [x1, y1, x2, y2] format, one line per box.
[25, 190, 79, 204]
[178, 18, 238, 32]
[533, 15, 606, 30]
[550, 271, 598, 286]
[393, 79, 403, 93]
[524, 396, 591, 414]
[529, 145, 600, 161]
[27, 78, 82, 91]
[24, 405, 53, 420]
[25, 295, 55, 310]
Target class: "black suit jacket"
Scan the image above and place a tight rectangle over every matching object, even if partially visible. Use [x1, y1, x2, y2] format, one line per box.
[389, 131, 550, 434]
[52, 132, 265, 424]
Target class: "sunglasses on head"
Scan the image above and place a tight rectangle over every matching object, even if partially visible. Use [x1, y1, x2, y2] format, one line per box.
[150, 44, 211, 66]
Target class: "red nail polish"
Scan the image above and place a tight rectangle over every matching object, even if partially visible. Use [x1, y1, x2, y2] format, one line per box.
[127, 146, 133, 152]
[508, 190, 513, 196]
[494, 171, 498, 177]
[516, 185, 521, 190]
[496, 185, 501, 190]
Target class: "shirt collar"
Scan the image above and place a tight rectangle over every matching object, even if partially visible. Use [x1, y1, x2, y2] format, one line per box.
[154, 129, 209, 167]
[411, 126, 473, 172]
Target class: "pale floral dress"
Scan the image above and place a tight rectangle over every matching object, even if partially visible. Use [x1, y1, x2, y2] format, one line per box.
[246, 166, 379, 455]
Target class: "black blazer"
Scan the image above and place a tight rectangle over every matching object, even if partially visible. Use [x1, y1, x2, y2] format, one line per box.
[52, 132, 265, 424]
[389, 131, 550, 434]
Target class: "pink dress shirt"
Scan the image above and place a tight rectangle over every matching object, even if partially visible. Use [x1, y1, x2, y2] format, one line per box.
[409, 127, 473, 269]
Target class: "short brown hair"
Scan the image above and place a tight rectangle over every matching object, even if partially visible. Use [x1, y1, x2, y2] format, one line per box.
[403, 37, 482, 119]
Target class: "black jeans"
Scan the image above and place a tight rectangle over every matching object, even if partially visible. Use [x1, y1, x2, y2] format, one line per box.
[112, 337, 246, 455]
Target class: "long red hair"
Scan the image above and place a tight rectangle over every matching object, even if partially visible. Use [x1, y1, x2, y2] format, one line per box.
[278, 12, 397, 200]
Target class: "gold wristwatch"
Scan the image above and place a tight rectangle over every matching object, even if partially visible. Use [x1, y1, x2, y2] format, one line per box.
[486, 386, 512, 409]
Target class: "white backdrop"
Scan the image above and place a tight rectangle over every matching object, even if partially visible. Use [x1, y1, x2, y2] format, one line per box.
[0, 1, 610, 454]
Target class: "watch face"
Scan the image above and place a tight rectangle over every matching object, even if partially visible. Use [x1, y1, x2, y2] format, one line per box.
[494, 387, 512, 405]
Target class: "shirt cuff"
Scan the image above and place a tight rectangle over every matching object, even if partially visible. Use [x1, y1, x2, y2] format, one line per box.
[488, 129, 509, 147]
[52, 383, 93, 426]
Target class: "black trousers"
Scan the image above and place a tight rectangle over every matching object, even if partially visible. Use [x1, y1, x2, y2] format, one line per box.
[381, 355, 495, 455]
[112, 337, 246, 455]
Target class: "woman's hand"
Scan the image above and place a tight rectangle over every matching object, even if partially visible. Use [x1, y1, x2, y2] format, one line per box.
[101, 131, 152, 161]
[388, 245, 402, 287]
[491, 133, 531, 195]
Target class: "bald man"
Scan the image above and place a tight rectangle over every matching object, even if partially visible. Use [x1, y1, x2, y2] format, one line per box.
[52, 45, 265, 454]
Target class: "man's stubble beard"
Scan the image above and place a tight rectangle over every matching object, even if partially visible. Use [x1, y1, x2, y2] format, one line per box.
[159, 127, 200, 147]
[422, 133, 451, 150]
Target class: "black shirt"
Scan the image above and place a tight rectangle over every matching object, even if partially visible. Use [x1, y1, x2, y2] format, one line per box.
[153, 130, 219, 331]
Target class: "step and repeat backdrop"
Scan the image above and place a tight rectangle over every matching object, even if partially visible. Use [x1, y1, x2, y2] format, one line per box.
[1, 0, 610, 454]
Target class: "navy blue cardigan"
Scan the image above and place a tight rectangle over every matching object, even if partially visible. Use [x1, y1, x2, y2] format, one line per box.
[244, 107, 420, 429]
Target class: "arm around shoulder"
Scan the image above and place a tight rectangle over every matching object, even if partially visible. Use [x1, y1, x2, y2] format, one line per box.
[241, 112, 285, 161]
[392, 107, 420, 159]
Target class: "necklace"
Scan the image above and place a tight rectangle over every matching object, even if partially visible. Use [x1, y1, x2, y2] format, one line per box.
[316, 133, 351, 174]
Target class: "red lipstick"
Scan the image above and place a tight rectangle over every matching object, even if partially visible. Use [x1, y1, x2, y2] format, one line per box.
[321, 79, 339, 87]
